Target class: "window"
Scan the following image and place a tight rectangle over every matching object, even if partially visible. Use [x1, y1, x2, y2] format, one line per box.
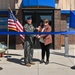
[66, 17, 70, 31]
[0, 17, 8, 31]
[25, 15, 32, 20]
[66, 16, 75, 31]
[66, 17, 70, 26]
[40, 15, 52, 21]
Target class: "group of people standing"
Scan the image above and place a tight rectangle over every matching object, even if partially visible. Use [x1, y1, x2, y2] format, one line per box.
[24, 17, 52, 67]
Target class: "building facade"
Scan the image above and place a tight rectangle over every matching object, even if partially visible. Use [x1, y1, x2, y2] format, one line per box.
[0, 0, 75, 49]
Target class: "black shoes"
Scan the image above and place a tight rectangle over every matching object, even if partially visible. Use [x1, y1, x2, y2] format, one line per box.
[45, 61, 49, 65]
[40, 59, 49, 65]
[71, 66, 75, 69]
[40, 59, 44, 64]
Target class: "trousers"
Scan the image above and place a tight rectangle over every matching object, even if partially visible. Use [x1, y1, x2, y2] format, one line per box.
[24, 36, 34, 64]
[40, 42, 50, 61]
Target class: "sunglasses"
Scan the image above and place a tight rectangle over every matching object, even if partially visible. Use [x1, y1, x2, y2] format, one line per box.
[44, 22, 48, 23]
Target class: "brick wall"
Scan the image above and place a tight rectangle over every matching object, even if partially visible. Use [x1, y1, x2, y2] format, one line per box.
[61, 15, 67, 31]
[68, 35, 75, 44]
[61, 15, 75, 46]
[54, 9, 61, 49]
[61, 15, 66, 46]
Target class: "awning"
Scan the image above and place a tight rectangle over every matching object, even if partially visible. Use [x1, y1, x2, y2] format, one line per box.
[22, 0, 55, 8]
[61, 10, 75, 14]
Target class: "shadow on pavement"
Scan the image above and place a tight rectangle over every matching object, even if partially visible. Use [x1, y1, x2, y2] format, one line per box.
[20, 58, 40, 63]
[6, 57, 71, 68]
[32, 58, 40, 62]
[4, 53, 22, 58]
[7, 58, 40, 65]
[7, 58, 22, 65]
[5, 53, 22, 56]
[50, 62, 71, 67]
[51, 51, 75, 58]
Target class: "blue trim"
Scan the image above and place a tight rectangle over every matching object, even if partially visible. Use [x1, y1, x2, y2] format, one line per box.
[1, 31, 75, 35]
[22, 0, 55, 8]
[0, 11, 15, 15]
[61, 10, 75, 14]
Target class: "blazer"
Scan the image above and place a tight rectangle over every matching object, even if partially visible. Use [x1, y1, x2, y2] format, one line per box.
[39, 25, 52, 45]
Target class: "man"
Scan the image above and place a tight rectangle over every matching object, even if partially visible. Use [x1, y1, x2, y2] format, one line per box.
[24, 17, 35, 67]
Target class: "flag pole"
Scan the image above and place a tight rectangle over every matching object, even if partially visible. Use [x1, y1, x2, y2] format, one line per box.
[7, 7, 10, 59]
[6, 7, 12, 59]
[6, 3, 9, 59]
[7, 31, 9, 58]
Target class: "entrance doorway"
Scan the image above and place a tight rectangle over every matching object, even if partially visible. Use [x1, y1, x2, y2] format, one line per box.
[23, 9, 54, 49]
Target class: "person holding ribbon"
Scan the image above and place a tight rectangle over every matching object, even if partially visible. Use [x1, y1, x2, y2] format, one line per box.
[36, 19, 52, 65]
[24, 17, 35, 67]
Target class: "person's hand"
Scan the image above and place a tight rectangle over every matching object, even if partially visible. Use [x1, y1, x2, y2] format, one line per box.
[37, 35, 41, 39]
[34, 35, 37, 38]
[36, 28, 39, 30]
[36, 26, 41, 31]
[34, 35, 36, 37]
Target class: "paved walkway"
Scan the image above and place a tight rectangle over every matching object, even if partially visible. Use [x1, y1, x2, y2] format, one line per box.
[0, 48, 75, 75]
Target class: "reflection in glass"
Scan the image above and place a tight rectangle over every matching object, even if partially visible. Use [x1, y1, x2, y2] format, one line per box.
[0, 17, 8, 31]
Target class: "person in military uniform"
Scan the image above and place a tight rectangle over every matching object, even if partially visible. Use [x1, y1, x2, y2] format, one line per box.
[24, 17, 35, 67]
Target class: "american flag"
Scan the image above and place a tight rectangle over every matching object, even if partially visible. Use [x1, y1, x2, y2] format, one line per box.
[8, 11, 25, 42]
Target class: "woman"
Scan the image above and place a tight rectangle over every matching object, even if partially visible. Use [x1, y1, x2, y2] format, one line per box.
[36, 19, 52, 65]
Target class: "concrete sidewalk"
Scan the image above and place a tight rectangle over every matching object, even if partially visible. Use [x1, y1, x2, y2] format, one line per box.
[0, 49, 75, 75]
